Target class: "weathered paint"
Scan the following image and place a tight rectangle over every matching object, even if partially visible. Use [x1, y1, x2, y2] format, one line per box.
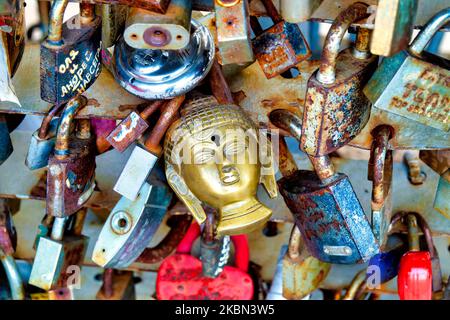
[106, 111, 149, 153]
[278, 170, 379, 264]
[252, 21, 311, 79]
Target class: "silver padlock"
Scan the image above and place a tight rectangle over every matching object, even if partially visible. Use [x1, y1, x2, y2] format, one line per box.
[29, 215, 89, 291]
[0, 248, 25, 300]
[93, 180, 173, 268]
[114, 19, 215, 100]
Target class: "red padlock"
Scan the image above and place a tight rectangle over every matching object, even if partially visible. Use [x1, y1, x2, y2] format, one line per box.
[156, 222, 253, 300]
[395, 212, 442, 300]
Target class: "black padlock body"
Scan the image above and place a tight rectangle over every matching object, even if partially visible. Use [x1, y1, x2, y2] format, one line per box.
[46, 135, 96, 218]
[40, 14, 102, 105]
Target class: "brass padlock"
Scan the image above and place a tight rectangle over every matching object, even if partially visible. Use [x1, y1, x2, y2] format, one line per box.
[40, 0, 102, 105]
[300, 2, 378, 156]
[164, 97, 278, 236]
[46, 96, 96, 218]
[364, 7, 450, 133]
[282, 225, 331, 300]
[124, 0, 192, 50]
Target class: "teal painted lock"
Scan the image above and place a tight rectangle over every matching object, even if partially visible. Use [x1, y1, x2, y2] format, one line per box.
[364, 8, 450, 133]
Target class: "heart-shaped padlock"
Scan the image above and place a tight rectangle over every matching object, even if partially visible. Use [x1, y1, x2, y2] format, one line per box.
[156, 222, 253, 300]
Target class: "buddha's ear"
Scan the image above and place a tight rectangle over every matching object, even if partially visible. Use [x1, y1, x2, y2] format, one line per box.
[259, 134, 278, 199]
[165, 163, 207, 224]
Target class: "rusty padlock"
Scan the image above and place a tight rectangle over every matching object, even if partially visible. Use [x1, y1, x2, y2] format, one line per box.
[46, 96, 96, 218]
[364, 7, 450, 133]
[300, 2, 378, 157]
[252, 0, 311, 79]
[40, 0, 102, 106]
[214, 0, 254, 67]
[124, 0, 192, 50]
[368, 125, 393, 248]
[106, 100, 165, 153]
[272, 109, 379, 264]
[282, 225, 331, 300]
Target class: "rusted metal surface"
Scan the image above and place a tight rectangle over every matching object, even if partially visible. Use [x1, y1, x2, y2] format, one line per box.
[277, 136, 297, 178]
[311, 0, 450, 31]
[96, 269, 136, 300]
[136, 214, 193, 264]
[0, 199, 16, 255]
[90, 118, 116, 154]
[419, 149, 450, 175]
[47, 97, 97, 217]
[227, 59, 320, 131]
[368, 125, 393, 246]
[214, 0, 254, 66]
[209, 59, 235, 104]
[5, 44, 146, 119]
[41, 0, 170, 13]
[300, 4, 377, 156]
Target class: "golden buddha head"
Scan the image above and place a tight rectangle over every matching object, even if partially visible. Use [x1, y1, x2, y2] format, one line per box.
[164, 96, 277, 236]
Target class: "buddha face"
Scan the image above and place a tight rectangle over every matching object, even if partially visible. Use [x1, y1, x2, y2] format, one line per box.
[180, 124, 260, 208]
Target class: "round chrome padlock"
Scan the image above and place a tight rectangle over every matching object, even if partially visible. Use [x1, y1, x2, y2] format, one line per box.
[114, 19, 215, 100]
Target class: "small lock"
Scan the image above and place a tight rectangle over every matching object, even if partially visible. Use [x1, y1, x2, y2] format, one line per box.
[252, 0, 311, 79]
[272, 109, 379, 264]
[113, 96, 184, 201]
[25, 105, 64, 170]
[370, 0, 418, 57]
[114, 19, 214, 100]
[40, 0, 102, 105]
[214, 0, 254, 66]
[364, 8, 450, 133]
[300, 2, 378, 156]
[29, 214, 89, 291]
[282, 225, 330, 300]
[368, 125, 393, 248]
[124, 0, 192, 50]
[393, 212, 443, 300]
[46, 96, 96, 218]
[93, 178, 173, 268]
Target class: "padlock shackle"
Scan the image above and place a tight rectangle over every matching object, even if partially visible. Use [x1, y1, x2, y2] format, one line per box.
[38, 104, 63, 139]
[0, 248, 25, 300]
[47, 0, 69, 43]
[391, 212, 438, 259]
[316, 2, 370, 84]
[409, 8, 450, 56]
[342, 269, 367, 300]
[54, 96, 88, 159]
[269, 109, 302, 141]
[140, 100, 166, 121]
[176, 221, 250, 273]
[209, 59, 234, 104]
[144, 95, 185, 156]
[371, 126, 393, 205]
